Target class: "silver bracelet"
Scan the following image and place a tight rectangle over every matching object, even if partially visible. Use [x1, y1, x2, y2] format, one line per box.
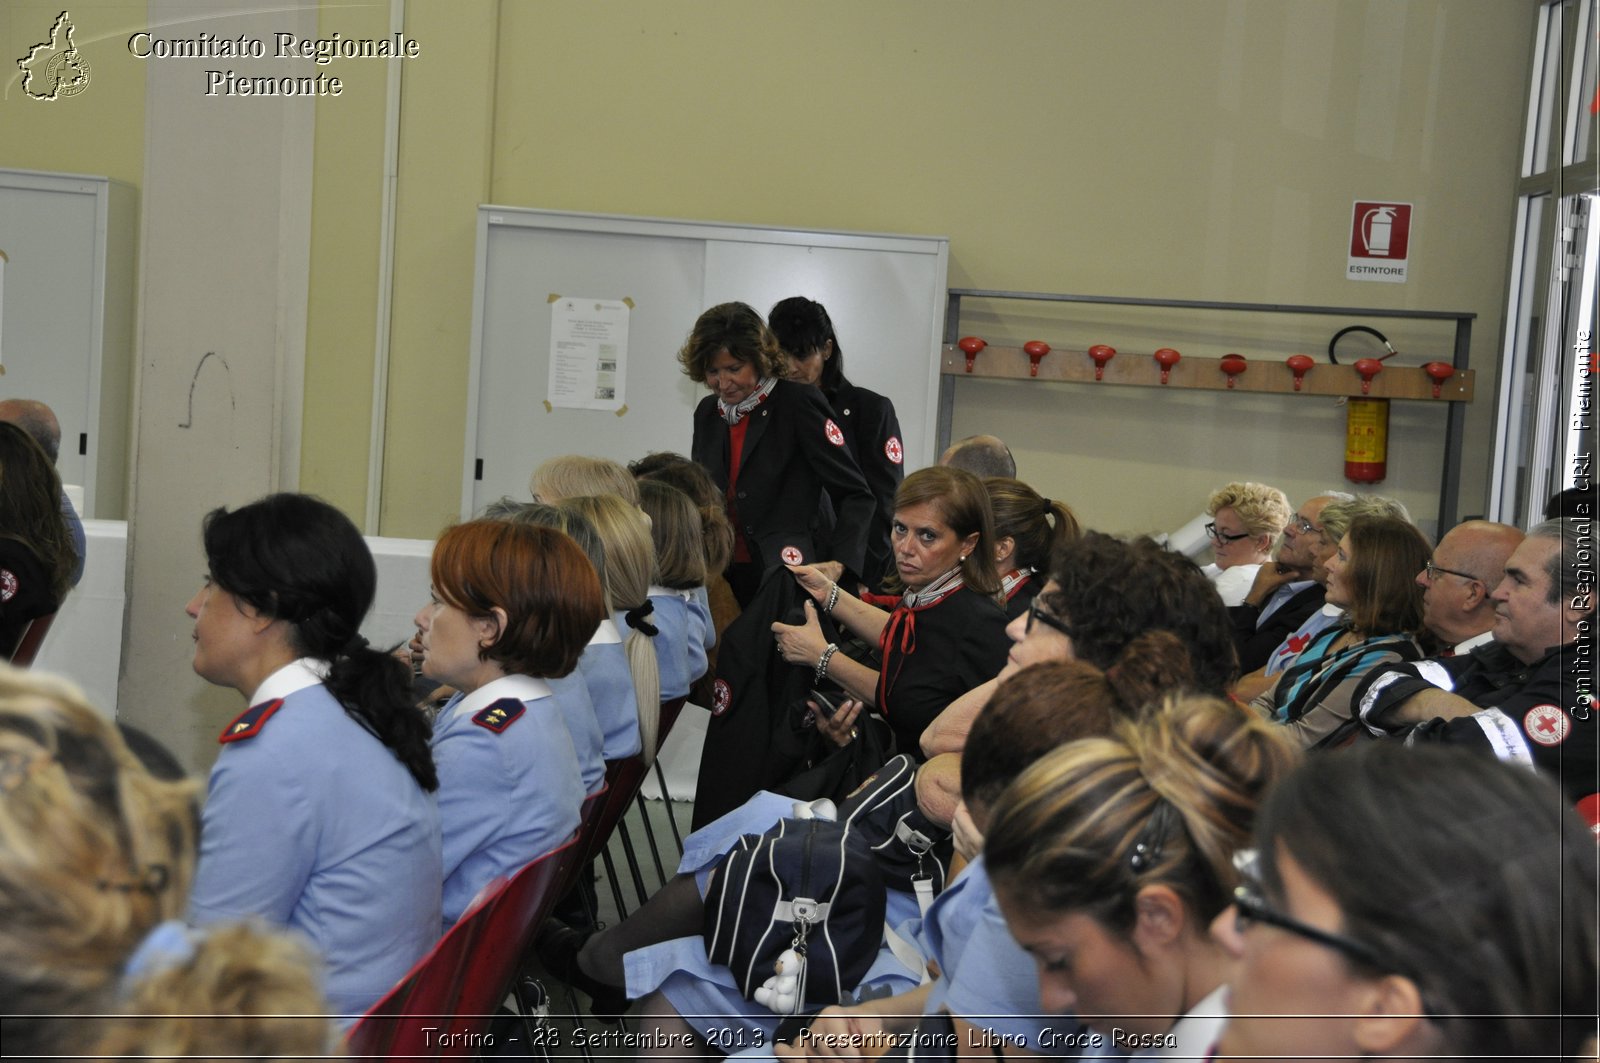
[823, 582, 841, 615]
[815, 642, 839, 683]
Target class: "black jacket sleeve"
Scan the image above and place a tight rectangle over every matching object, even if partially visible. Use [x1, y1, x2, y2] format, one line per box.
[837, 384, 904, 591]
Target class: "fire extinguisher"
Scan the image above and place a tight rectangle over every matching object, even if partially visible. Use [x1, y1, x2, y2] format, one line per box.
[1329, 325, 1397, 484]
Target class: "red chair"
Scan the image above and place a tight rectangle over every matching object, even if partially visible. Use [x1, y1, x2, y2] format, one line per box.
[348, 839, 582, 1060]
[345, 878, 500, 1060]
[453, 838, 580, 1053]
[588, 757, 651, 914]
[6, 611, 56, 666]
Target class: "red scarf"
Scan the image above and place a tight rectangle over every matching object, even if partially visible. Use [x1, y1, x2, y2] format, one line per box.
[876, 567, 965, 712]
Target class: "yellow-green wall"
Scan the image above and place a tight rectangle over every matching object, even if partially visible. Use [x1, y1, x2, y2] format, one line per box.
[3, 1, 1541, 541]
[0, 1, 146, 187]
[360, 0, 1535, 539]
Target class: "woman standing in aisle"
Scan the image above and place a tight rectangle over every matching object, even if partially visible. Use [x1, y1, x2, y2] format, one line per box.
[684, 302, 876, 606]
[768, 296, 903, 592]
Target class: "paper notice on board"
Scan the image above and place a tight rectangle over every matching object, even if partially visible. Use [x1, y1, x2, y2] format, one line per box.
[548, 297, 629, 411]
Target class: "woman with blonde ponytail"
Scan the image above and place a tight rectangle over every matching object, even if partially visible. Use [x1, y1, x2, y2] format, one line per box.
[557, 494, 662, 764]
[985, 697, 1297, 1058]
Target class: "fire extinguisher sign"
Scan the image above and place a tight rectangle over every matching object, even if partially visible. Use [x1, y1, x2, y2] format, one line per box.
[1347, 201, 1412, 283]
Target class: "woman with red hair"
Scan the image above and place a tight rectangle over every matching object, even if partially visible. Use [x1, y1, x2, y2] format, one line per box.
[414, 519, 606, 926]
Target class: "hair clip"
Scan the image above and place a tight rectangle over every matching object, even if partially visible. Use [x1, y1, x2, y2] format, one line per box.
[98, 863, 171, 895]
[1128, 840, 1157, 872]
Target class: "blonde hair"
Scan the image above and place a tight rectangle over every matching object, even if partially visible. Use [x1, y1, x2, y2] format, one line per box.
[985, 695, 1298, 935]
[638, 479, 707, 590]
[0, 667, 199, 1057]
[94, 922, 334, 1061]
[1206, 482, 1292, 539]
[531, 455, 640, 507]
[556, 496, 662, 762]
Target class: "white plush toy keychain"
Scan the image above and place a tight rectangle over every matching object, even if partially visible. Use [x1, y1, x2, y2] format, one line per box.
[753, 947, 807, 1014]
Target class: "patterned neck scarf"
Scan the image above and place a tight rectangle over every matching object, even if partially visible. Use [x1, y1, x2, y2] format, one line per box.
[878, 564, 968, 710]
[1000, 567, 1034, 601]
[717, 377, 777, 425]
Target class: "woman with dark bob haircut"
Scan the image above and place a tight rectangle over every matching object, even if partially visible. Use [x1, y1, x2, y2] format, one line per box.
[1250, 514, 1429, 748]
[416, 519, 605, 926]
[1214, 742, 1597, 1063]
[768, 296, 905, 591]
[185, 493, 441, 1020]
[0, 422, 77, 658]
[681, 301, 876, 606]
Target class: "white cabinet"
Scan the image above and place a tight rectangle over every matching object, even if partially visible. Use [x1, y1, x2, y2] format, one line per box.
[0, 168, 136, 518]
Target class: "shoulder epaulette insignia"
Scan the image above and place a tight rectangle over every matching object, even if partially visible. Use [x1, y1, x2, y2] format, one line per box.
[472, 697, 525, 734]
[219, 698, 285, 744]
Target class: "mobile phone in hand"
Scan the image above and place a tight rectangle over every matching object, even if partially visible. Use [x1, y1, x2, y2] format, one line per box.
[811, 689, 842, 718]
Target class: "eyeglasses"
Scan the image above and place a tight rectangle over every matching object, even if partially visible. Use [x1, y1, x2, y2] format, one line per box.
[1230, 850, 1389, 971]
[1025, 599, 1075, 640]
[1422, 560, 1479, 583]
[1287, 514, 1322, 536]
[1206, 522, 1254, 544]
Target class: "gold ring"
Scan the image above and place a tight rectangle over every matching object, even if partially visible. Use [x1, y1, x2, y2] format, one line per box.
[849, 728, 858, 741]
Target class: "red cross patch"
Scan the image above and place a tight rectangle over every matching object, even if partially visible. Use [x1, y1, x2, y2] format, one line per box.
[0, 568, 15, 602]
[712, 679, 732, 716]
[1524, 704, 1570, 746]
[885, 436, 903, 465]
[824, 419, 845, 447]
[780, 545, 804, 566]
[1286, 633, 1311, 654]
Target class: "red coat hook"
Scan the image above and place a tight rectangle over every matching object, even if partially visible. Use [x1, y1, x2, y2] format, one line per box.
[1087, 345, 1116, 381]
[1285, 354, 1314, 392]
[1423, 362, 1454, 399]
[1354, 357, 1383, 395]
[1153, 348, 1181, 384]
[1219, 353, 1248, 389]
[1023, 340, 1051, 377]
[958, 336, 986, 373]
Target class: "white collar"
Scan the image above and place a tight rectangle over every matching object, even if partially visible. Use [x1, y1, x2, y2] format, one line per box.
[450, 673, 553, 719]
[589, 617, 622, 646]
[1454, 630, 1495, 654]
[648, 584, 697, 601]
[1148, 985, 1229, 1060]
[1319, 603, 1345, 617]
[249, 657, 328, 706]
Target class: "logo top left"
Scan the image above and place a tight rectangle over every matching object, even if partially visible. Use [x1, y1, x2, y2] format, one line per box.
[18, 11, 92, 101]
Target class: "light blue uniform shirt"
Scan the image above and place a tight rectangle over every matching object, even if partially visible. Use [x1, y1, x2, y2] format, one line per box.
[432, 673, 584, 927]
[190, 659, 443, 1021]
[546, 657, 608, 795]
[647, 585, 714, 700]
[595, 614, 643, 759]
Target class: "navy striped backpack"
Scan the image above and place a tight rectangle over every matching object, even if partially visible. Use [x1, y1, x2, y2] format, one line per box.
[702, 817, 886, 1009]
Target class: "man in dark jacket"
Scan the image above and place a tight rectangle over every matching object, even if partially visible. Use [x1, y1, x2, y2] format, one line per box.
[1227, 493, 1346, 672]
[1355, 519, 1595, 801]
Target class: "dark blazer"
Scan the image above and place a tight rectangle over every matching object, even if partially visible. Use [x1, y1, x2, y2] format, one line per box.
[693, 379, 877, 578]
[1228, 582, 1327, 673]
[816, 380, 904, 590]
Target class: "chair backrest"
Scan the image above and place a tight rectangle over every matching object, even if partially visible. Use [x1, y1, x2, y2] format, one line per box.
[579, 757, 649, 865]
[656, 694, 690, 749]
[8, 612, 56, 667]
[344, 874, 506, 1060]
[450, 836, 581, 1050]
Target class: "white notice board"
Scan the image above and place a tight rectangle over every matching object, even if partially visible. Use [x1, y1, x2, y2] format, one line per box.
[463, 208, 949, 518]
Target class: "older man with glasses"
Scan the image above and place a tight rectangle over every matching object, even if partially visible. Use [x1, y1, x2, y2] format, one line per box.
[1227, 492, 1351, 672]
[1356, 519, 1595, 802]
[1413, 520, 1523, 655]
